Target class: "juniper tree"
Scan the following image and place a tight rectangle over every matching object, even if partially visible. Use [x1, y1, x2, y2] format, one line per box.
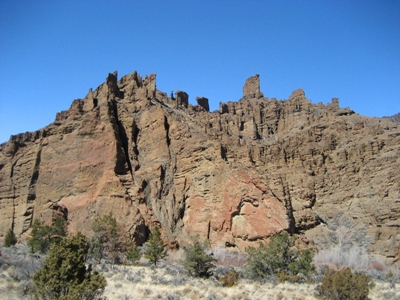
[4, 228, 17, 247]
[144, 226, 166, 266]
[125, 243, 141, 265]
[31, 232, 106, 300]
[289, 249, 315, 276]
[245, 232, 315, 281]
[246, 232, 294, 278]
[28, 217, 67, 253]
[90, 213, 125, 265]
[182, 236, 214, 278]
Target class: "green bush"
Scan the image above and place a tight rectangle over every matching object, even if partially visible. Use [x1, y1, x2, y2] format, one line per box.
[245, 232, 315, 281]
[4, 228, 17, 247]
[315, 268, 374, 300]
[31, 232, 106, 300]
[182, 236, 214, 278]
[144, 226, 166, 266]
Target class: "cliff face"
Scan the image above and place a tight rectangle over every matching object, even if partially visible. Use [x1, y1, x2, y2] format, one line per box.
[0, 71, 399, 260]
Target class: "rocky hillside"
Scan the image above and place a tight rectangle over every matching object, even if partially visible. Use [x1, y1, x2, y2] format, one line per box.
[0, 71, 399, 261]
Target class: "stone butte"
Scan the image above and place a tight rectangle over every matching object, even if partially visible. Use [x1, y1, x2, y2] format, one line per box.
[0, 71, 399, 261]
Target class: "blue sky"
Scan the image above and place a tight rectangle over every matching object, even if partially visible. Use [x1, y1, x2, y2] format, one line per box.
[1, 1, 399, 143]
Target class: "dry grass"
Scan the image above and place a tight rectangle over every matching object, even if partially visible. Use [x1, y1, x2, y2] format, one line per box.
[86, 250, 400, 300]
[101, 264, 317, 299]
[99, 263, 399, 300]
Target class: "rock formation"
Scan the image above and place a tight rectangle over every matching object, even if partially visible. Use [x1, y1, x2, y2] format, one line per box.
[196, 97, 209, 112]
[0, 71, 399, 261]
[243, 74, 263, 99]
[385, 112, 400, 124]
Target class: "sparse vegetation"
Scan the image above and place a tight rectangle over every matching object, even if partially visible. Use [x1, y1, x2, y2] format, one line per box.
[0, 212, 397, 299]
[315, 267, 374, 300]
[0, 240, 398, 300]
[4, 228, 17, 247]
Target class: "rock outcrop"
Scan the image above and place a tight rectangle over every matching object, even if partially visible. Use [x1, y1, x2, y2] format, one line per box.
[0, 71, 399, 261]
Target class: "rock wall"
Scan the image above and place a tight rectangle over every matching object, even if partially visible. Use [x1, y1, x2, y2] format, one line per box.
[0, 71, 399, 260]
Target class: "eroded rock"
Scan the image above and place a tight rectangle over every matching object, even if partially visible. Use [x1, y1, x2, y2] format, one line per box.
[0, 71, 399, 260]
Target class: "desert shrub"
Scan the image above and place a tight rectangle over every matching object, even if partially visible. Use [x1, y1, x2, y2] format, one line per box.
[27, 217, 67, 253]
[206, 294, 220, 300]
[31, 232, 106, 300]
[182, 236, 215, 278]
[277, 272, 303, 283]
[219, 268, 239, 287]
[4, 228, 17, 247]
[164, 263, 181, 276]
[245, 232, 315, 281]
[383, 269, 400, 288]
[150, 272, 173, 285]
[144, 226, 167, 266]
[0, 244, 45, 284]
[8, 265, 29, 282]
[165, 292, 181, 300]
[315, 268, 374, 300]
[213, 265, 232, 278]
[171, 275, 186, 286]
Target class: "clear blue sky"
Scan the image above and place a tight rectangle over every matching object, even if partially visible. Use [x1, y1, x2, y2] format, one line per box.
[1, 1, 399, 143]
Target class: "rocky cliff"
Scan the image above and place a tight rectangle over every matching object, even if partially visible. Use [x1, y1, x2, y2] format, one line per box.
[0, 71, 399, 261]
